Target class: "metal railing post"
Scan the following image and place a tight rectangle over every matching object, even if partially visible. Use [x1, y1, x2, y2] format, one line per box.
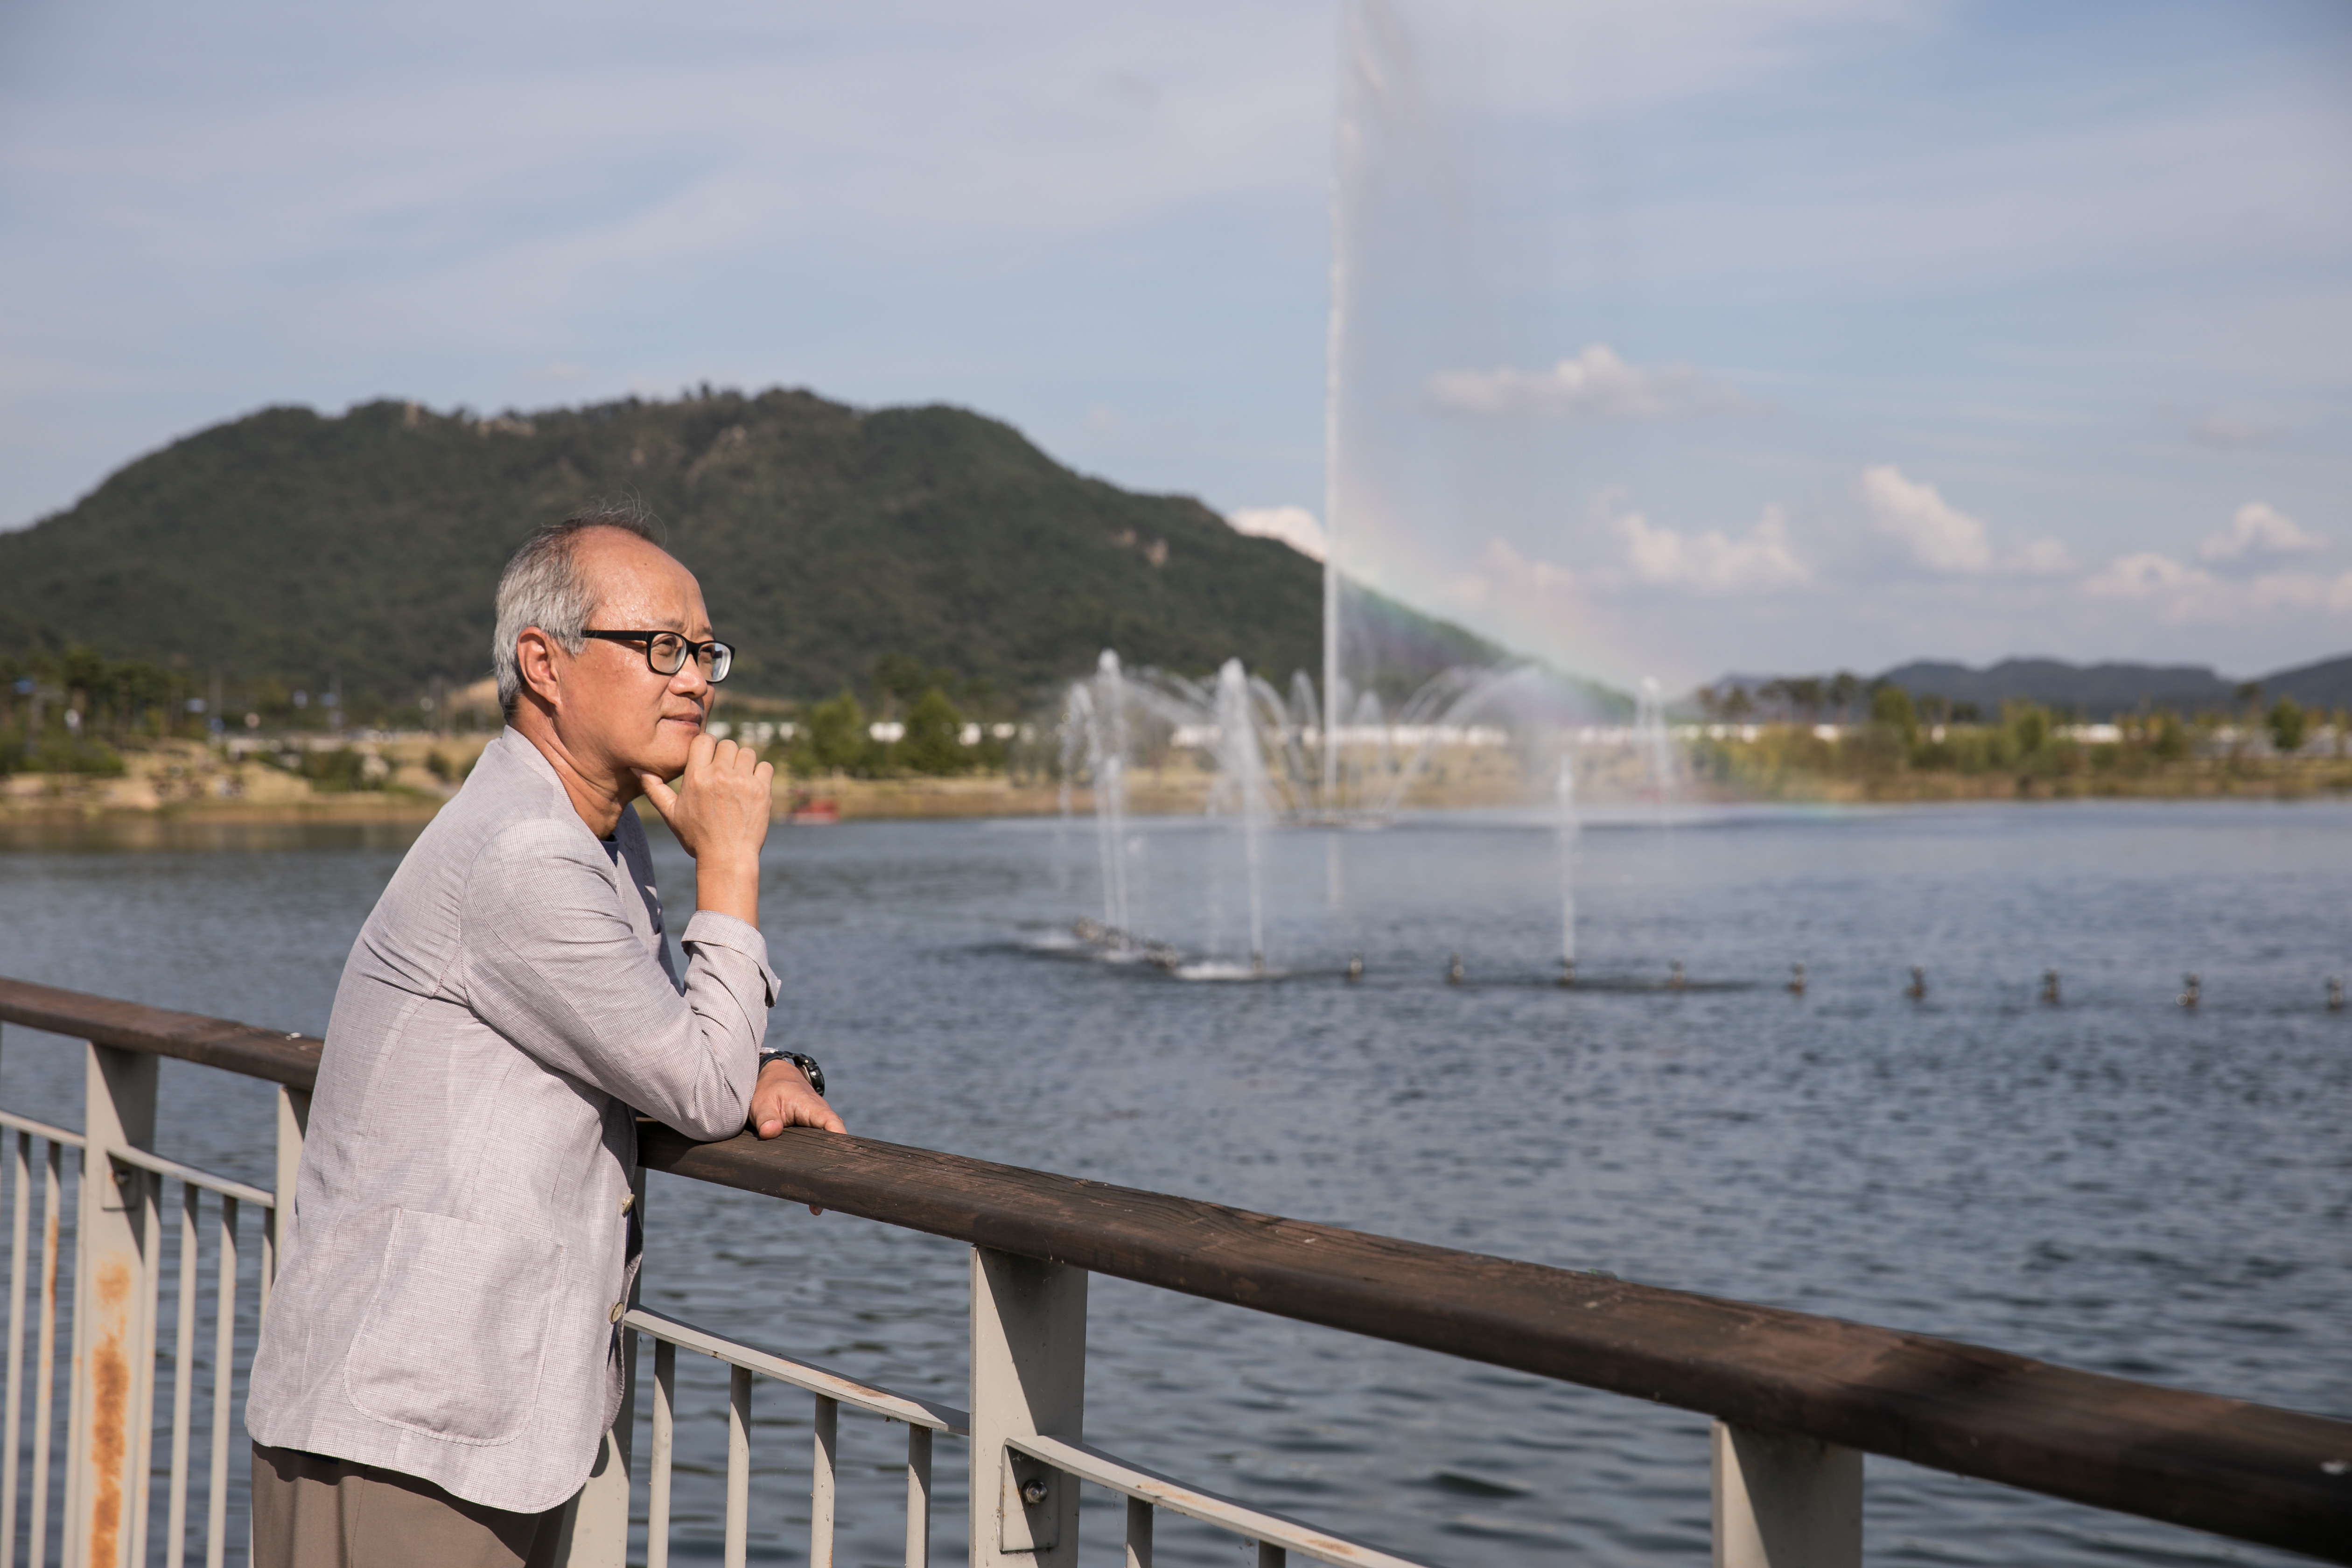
[2, 1129, 29, 1568]
[64, 1042, 158, 1568]
[1711, 1420, 1862, 1568]
[970, 1246, 1085, 1568]
[904, 1424, 932, 1568]
[264, 1086, 308, 1317]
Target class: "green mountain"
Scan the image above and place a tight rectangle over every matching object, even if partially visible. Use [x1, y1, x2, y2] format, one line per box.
[0, 388, 1508, 719]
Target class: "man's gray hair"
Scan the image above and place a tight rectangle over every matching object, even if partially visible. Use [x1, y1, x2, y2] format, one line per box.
[492, 509, 664, 717]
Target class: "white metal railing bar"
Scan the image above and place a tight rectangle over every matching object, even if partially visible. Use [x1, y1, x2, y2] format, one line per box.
[725, 1363, 751, 1568]
[0, 1130, 69, 1568]
[649, 1335, 677, 1568]
[906, 1425, 932, 1568]
[0, 1112, 84, 1151]
[812, 1394, 838, 1568]
[106, 1145, 275, 1211]
[1006, 1434, 1433, 1568]
[164, 1182, 199, 1568]
[1125, 1496, 1150, 1568]
[0, 1132, 28, 1568]
[648, 1339, 676, 1568]
[132, 1165, 164, 1562]
[624, 1308, 969, 1433]
[25, 1141, 62, 1568]
[204, 1197, 238, 1568]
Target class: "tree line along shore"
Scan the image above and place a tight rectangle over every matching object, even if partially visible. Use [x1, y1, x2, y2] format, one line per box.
[1685, 684, 2352, 802]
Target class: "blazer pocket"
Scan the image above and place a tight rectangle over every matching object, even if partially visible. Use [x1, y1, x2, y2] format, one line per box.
[344, 1208, 566, 1446]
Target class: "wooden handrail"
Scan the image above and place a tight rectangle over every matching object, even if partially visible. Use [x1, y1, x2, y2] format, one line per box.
[0, 977, 322, 1088]
[6, 975, 2348, 1561]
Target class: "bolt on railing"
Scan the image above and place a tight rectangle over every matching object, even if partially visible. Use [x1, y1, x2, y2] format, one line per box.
[1, 975, 2349, 1568]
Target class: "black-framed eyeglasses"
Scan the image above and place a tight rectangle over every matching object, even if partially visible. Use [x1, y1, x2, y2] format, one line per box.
[580, 630, 734, 683]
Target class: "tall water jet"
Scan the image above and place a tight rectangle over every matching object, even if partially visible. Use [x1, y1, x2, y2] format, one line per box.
[1056, 684, 1085, 900]
[1074, 652, 1133, 942]
[1211, 659, 1275, 971]
[1555, 749, 1579, 985]
[1634, 677, 1678, 804]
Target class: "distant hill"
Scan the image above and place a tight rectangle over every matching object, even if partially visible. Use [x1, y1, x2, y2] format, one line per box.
[2263, 655, 2352, 710]
[1712, 655, 2352, 720]
[1877, 659, 2236, 716]
[0, 390, 1507, 716]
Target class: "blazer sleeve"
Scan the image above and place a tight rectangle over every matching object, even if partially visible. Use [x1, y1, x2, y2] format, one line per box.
[455, 817, 777, 1140]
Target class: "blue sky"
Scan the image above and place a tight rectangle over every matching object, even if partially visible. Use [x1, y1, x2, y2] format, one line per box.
[3, 0, 2346, 688]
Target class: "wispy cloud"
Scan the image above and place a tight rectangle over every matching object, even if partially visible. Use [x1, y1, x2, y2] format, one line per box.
[1613, 503, 1808, 594]
[1226, 504, 1326, 562]
[2197, 500, 2322, 564]
[2191, 412, 2273, 450]
[2083, 548, 2352, 624]
[1427, 345, 1745, 420]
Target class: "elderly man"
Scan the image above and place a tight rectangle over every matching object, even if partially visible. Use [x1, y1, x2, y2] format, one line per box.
[246, 513, 840, 1566]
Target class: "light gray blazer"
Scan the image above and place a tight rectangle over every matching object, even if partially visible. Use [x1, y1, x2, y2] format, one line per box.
[246, 730, 776, 1513]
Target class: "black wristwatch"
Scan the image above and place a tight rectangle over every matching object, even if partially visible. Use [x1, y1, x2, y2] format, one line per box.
[758, 1050, 825, 1097]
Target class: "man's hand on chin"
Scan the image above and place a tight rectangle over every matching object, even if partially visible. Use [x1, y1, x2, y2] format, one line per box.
[636, 731, 771, 924]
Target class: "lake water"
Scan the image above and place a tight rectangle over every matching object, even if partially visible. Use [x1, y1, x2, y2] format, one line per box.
[0, 800, 2347, 1566]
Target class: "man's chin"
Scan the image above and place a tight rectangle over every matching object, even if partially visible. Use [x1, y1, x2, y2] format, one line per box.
[641, 726, 703, 781]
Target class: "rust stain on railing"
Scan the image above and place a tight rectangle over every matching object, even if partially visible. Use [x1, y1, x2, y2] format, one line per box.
[86, 1257, 131, 1568]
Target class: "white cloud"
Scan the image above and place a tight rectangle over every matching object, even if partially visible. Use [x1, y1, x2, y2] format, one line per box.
[1613, 503, 1809, 595]
[2082, 548, 2352, 623]
[1852, 465, 2072, 576]
[1227, 504, 1326, 562]
[2197, 500, 2323, 564]
[1427, 345, 1744, 420]
[1854, 464, 1990, 573]
[2006, 537, 2078, 576]
[2084, 551, 2206, 602]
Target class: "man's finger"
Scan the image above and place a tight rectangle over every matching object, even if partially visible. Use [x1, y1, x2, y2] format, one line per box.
[636, 771, 681, 823]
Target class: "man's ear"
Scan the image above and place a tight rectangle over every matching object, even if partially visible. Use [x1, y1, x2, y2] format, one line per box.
[516, 627, 563, 710]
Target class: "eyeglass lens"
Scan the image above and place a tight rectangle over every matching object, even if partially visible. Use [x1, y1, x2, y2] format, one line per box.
[647, 633, 731, 681]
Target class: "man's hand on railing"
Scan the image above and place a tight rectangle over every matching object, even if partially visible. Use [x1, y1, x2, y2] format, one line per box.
[750, 1056, 844, 1213]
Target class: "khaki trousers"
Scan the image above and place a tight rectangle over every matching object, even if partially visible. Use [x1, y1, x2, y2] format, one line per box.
[250, 1444, 567, 1568]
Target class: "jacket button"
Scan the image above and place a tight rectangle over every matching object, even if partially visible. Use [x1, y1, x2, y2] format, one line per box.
[620, 1190, 635, 1214]
[609, 1300, 626, 1324]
